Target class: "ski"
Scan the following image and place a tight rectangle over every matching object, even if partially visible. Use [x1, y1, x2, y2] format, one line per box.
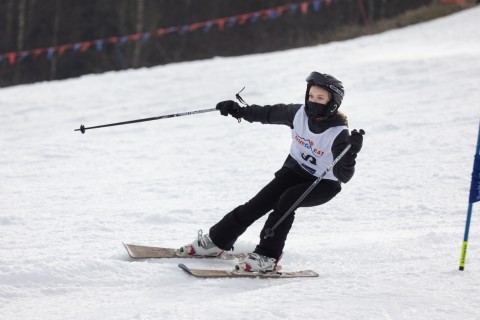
[178, 263, 319, 279]
[123, 243, 245, 260]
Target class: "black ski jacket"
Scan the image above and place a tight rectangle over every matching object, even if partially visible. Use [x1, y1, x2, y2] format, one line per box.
[241, 103, 356, 183]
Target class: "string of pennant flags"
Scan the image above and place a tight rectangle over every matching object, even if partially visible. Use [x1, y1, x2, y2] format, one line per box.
[0, 0, 336, 66]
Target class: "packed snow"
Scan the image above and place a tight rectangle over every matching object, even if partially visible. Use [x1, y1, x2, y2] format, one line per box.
[1, 6, 480, 320]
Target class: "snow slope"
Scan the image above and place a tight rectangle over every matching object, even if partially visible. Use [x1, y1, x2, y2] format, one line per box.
[1, 6, 480, 320]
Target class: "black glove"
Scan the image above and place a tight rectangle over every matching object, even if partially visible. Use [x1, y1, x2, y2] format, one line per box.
[348, 129, 364, 154]
[216, 100, 245, 119]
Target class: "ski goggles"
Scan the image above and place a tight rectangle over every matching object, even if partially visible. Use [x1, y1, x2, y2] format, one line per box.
[306, 72, 344, 97]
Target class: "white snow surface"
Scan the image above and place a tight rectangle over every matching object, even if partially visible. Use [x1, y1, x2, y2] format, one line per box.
[2, 7, 480, 320]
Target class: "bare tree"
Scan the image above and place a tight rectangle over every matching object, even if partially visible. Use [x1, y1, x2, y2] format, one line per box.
[13, 0, 27, 84]
[50, 0, 61, 80]
[16, 0, 27, 51]
[5, 0, 15, 51]
[133, 0, 144, 68]
[368, 0, 375, 22]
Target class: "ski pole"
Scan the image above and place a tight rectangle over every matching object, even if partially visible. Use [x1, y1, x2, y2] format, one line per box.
[74, 107, 217, 134]
[264, 129, 365, 239]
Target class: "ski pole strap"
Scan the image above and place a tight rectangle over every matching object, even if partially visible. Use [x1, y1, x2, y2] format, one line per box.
[235, 87, 250, 107]
[264, 143, 354, 239]
[75, 108, 217, 134]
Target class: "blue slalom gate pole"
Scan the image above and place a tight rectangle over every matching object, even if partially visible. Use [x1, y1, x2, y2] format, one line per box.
[459, 121, 480, 271]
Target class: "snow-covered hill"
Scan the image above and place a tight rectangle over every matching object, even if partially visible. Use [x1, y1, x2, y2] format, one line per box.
[1, 6, 480, 320]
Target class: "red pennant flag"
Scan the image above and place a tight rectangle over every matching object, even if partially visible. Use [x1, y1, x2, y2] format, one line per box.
[263, 10, 273, 20]
[238, 14, 251, 25]
[300, 2, 309, 14]
[32, 48, 44, 57]
[80, 42, 91, 52]
[6, 53, 16, 65]
[129, 33, 142, 41]
[58, 44, 72, 56]
[276, 6, 287, 16]
[189, 22, 206, 32]
[216, 18, 227, 31]
[156, 29, 166, 37]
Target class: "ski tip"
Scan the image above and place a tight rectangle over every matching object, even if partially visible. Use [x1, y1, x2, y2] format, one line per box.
[123, 242, 134, 258]
[178, 263, 193, 275]
[309, 270, 320, 277]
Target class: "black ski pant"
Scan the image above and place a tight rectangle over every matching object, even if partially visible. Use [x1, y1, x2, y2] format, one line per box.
[209, 166, 341, 260]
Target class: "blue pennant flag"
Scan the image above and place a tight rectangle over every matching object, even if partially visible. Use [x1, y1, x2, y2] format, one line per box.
[268, 11, 279, 20]
[96, 40, 104, 52]
[289, 4, 298, 14]
[249, 13, 261, 24]
[470, 154, 480, 203]
[47, 48, 55, 60]
[142, 33, 151, 43]
[226, 18, 237, 28]
[19, 52, 29, 62]
[203, 22, 212, 33]
[178, 26, 189, 35]
[165, 27, 178, 34]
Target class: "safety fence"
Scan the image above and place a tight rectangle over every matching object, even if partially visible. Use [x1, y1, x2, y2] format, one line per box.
[0, 0, 466, 86]
[0, 0, 333, 66]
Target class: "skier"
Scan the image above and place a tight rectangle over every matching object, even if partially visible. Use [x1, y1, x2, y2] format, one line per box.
[179, 71, 363, 272]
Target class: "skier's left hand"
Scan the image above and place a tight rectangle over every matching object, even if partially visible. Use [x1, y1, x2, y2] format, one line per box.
[348, 129, 364, 154]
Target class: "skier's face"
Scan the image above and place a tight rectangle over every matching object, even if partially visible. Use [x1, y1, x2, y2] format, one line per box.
[308, 85, 331, 104]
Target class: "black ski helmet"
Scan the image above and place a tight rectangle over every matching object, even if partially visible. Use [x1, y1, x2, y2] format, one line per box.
[305, 72, 345, 118]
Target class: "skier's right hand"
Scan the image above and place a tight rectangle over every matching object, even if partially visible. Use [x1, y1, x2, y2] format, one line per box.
[216, 100, 245, 119]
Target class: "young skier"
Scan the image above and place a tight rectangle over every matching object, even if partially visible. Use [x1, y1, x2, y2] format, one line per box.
[179, 71, 364, 272]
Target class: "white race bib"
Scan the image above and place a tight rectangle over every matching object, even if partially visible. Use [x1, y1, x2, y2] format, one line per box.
[289, 106, 347, 179]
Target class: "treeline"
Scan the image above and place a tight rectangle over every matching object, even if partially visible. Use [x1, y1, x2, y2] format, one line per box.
[0, 0, 434, 87]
